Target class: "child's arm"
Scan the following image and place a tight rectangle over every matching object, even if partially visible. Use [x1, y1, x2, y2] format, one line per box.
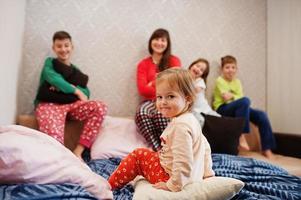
[217, 78, 243, 102]
[76, 85, 90, 99]
[42, 57, 75, 94]
[74, 88, 88, 101]
[222, 92, 234, 101]
[42, 57, 90, 98]
[195, 78, 206, 93]
[223, 85, 243, 101]
[230, 79, 243, 100]
[215, 77, 235, 102]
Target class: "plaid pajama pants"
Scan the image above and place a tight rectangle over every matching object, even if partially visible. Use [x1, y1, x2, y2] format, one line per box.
[108, 148, 169, 190]
[135, 100, 169, 151]
[35, 100, 107, 148]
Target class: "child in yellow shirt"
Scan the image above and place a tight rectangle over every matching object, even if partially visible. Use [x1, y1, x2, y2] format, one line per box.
[213, 55, 276, 158]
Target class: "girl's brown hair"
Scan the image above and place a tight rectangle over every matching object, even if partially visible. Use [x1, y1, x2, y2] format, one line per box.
[221, 55, 237, 68]
[156, 68, 196, 111]
[188, 58, 210, 83]
[148, 28, 171, 72]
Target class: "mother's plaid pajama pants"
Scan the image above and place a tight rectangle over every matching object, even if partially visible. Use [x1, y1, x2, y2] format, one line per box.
[135, 100, 169, 151]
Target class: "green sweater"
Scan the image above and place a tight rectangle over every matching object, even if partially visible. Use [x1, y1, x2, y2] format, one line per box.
[34, 57, 90, 105]
[213, 76, 243, 110]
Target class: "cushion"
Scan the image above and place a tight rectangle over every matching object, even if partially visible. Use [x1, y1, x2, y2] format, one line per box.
[52, 58, 89, 87]
[36, 81, 79, 104]
[91, 116, 149, 160]
[0, 125, 113, 200]
[133, 176, 244, 200]
[202, 113, 245, 155]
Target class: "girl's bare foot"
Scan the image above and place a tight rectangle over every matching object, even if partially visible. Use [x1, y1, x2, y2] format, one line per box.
[238, 134, 250, 151]
[262, 149, 274, 159]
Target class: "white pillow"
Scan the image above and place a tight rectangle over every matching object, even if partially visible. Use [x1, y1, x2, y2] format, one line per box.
[133, 176, 244, 200]
[0, 125, 113, 200]
[91, 116, 149, 160]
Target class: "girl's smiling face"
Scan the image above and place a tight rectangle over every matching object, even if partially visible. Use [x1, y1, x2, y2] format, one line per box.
[156, 82, 189, 118]
[189, 61, 207, 79]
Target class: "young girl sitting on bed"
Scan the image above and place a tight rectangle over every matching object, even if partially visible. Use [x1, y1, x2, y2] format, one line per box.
[188, 58, 220, 127]
[108, 68, 215, 192]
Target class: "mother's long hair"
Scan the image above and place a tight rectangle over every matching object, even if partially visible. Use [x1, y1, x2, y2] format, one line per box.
[148, 28, 171, 72]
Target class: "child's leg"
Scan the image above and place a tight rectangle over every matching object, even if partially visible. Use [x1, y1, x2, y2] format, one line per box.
[238, 134, 250, 151]
[217, 97, 252, 151]
[73, 144, 85, 161]
[35, 103, 68, 144]
[108, 148, 169, 190]
[68, 100, 107, 157]
[217, 97, 251, 133]
[249, 108, 276, 158]
[135, 101, 162, 151]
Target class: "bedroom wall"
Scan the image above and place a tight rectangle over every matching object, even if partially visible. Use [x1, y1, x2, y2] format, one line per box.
[267, 0, 301, 135]
[18, 0, 267, 118]
[0, 0, 26, 125]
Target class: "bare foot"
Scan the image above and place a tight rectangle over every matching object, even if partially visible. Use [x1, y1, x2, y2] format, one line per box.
[73, 144, 85, 162]
[262, 150, 275, 159]
[238, 134, 250, 151]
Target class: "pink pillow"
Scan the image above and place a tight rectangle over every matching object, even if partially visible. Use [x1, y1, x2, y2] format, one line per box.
[0, 125, 113, 200]
[91, 116, 150, 160]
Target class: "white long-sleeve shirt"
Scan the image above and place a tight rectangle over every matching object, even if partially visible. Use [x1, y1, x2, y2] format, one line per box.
[159, 112, 215, 192]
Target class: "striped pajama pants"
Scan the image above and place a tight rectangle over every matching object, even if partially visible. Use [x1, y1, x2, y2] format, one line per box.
[135, 100, 169, 151]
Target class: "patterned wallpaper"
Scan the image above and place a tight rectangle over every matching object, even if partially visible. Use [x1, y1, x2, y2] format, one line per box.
[18, 0, 267, 117]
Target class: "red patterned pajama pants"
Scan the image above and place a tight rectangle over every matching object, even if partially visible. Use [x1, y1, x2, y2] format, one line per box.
[35, 100, 107, 148]
[108, 148, 169, 190]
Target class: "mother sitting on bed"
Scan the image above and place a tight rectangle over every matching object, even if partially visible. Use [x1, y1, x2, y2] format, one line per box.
[135, 28, 181, 151]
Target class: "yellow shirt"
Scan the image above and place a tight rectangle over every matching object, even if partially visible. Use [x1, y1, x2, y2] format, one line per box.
[213, 76, 243, 110]
[159, 113, 215, 192]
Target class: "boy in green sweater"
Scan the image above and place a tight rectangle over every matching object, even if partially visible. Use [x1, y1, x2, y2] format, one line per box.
[34, 31, 107, 160]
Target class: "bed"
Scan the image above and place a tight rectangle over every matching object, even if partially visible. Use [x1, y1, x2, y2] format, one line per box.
[1, 116, 301, 200]
[1, 154, 301, 200]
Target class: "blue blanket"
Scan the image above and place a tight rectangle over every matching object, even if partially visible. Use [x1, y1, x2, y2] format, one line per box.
[1, 154, 300, 200]
[212, 154, 301, 200]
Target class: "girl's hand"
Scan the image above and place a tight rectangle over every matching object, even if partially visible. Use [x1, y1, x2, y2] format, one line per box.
[152, 182, 170, 191]
[74, 88, 88, 101]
